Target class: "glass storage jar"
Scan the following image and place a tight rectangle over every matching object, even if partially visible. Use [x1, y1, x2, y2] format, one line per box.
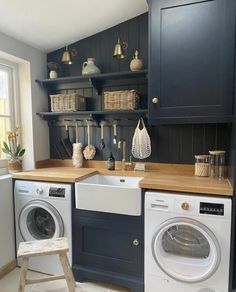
[209, 151, 226, 179]
[194, 155, 210, 177]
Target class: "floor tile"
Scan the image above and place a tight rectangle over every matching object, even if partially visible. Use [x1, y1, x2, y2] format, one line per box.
[0, 268, 44, 292]
[0, 268, 129, 292]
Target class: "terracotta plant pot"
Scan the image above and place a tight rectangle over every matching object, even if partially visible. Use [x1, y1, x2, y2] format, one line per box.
[8, 160, 22, 173]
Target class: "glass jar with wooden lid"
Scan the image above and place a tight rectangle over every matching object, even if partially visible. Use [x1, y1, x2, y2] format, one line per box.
[194, 155, 210, 177]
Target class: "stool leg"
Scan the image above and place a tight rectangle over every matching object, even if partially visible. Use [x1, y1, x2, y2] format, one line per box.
[59, 252, 76, 292]
[18, 257, 29, 292]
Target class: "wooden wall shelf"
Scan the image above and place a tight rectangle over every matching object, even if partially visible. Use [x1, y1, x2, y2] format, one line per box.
[36, 70, 148, 95]
[37, 109, 148, 124]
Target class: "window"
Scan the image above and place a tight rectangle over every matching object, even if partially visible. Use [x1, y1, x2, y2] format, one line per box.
[0, 63, 15, 160]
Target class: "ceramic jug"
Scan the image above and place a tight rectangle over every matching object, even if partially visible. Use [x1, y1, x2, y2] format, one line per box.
[82, 58, 101, 75]
[130, 50, 143, 71]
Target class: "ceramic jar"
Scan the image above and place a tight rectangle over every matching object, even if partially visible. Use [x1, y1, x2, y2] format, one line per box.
[82, 58, 101, 75]
[130, 50, 143, 71]
[49, 70, 58, 79]
[8, 160, 22, 173]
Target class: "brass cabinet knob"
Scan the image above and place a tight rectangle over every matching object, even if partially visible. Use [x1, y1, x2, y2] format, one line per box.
[152, 97, 159, 104]
[181, 202, 190, 211]
[133, 239, 139, 246]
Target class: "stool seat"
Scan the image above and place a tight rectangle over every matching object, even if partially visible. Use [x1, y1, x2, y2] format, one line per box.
[17, 237, 76, 292]
[18, 237, 69, 257]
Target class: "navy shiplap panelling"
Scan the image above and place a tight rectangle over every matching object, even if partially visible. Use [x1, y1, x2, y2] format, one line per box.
[49, 122, 231, 164]
[47, 13, 231, 163]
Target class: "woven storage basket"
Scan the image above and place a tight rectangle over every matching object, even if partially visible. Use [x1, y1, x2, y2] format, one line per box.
[50, 93, 85, 112]
[104, 89, 139, 110]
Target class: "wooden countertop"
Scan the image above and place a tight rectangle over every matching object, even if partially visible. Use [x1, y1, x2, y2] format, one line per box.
[12, 167, 97, 183]
[139, 173, 232, 196]
[12, 160, 233, 197]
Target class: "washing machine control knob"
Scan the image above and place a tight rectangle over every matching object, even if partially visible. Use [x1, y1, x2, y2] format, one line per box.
[181, 202, 189, 211]
[36, 187, 43, 195]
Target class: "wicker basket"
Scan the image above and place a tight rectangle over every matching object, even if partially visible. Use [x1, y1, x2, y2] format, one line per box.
[104, 90, 139, 110]
[50, 93, 85, 112]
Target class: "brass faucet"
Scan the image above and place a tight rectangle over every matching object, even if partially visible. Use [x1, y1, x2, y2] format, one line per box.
[118, 139, 126, 170]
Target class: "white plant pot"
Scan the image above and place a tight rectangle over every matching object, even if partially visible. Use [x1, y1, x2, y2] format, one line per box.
[49, 70, 58, 79]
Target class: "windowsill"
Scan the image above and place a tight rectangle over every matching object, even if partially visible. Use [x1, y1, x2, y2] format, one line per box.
[0, 159, 9, 176]
[0, 158, 8, 169]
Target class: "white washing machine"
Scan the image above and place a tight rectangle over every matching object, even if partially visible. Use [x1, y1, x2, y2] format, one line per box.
[145, 191, 232, 292]
[14, 180, 72, 275]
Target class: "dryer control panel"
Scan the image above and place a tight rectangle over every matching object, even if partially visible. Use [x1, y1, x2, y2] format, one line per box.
[49, 187, 65, 198]
[200, 202, 224, 216]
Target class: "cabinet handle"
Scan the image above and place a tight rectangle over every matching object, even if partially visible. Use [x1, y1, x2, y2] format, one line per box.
[133, 239, 139, 246]
[152, 97, 159, 104]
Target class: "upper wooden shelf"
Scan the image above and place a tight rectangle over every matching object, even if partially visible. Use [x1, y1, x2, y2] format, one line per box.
[35, 70, 148, 94]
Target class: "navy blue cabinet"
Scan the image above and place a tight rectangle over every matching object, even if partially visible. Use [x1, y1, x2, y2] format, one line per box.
[72, 209, 144, 292]
[148, 0, 236, 124]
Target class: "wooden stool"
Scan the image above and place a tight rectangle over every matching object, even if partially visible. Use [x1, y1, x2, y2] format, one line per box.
[17, 237, 76, 292]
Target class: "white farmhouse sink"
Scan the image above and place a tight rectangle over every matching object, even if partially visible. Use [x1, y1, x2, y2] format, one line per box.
[75, 174, 143, 216]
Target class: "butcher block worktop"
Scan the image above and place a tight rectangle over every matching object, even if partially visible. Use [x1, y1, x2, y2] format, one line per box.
[12, 160, 233, 196]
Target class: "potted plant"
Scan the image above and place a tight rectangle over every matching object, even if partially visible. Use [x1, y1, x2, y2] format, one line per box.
[47, 61, 59, 79]
[2, 127, 25, 173]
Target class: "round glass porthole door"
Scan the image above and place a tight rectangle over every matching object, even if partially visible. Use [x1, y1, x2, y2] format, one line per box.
[152, 218, 221, 283]
[19, 200, 64, 241]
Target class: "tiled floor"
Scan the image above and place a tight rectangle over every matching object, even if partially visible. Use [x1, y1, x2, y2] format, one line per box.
[0, 268, 129, 292]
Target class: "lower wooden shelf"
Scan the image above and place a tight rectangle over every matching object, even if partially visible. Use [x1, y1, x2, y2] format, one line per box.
[37, 109, 148, 123]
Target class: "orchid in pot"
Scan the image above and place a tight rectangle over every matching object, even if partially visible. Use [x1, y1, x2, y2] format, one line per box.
[2, 127, 25, 173]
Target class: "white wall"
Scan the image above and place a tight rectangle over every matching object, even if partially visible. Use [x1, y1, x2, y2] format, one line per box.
[0, 31, 49, 170]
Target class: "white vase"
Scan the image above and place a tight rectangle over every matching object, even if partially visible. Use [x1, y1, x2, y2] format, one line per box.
[49, 70, 58, 79]
[82, 58, 101, 75]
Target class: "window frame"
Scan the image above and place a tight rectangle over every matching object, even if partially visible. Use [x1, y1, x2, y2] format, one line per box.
[0, 59, 20, 167]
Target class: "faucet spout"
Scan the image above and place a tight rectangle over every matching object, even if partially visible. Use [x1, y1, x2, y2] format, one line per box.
[118, 139, 126, 170]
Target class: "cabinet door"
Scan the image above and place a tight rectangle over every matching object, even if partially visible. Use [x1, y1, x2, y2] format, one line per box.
[73, 214, 143, 275]
[149, 0, 235, 124]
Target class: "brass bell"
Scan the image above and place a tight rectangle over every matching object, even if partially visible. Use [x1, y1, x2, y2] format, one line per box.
[61, 46, 72, 65]
[113, 37, 128, 59]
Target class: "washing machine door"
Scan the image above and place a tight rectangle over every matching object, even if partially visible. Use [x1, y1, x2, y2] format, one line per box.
[19, 200, 64, 241]
[152, 217, 220, 283]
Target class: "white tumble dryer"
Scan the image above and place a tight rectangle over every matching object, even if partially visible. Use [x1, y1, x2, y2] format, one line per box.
[14, 180, 72, 275]
[145, 191, 232, 292]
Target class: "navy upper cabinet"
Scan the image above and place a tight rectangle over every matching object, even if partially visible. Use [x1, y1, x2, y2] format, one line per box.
[148, 0, 236, 124]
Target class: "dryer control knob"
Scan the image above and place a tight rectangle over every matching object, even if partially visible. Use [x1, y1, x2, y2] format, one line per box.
[181, 202, 189, 211]
[36, 187, 43, 195]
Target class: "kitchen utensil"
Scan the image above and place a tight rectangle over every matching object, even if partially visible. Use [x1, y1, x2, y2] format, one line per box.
[113, 122, 117, 145]
[75, 121, 79, 143]
[60, 139, 71, 157]
[64, 122, 73, 157]
[100, 122, 105, 149]
[131, 118, 151, 159]
[73, 121, 83, 167]
[50, 123, 64, 159]
[83, 122, 96, 160]
[53, 144, 64, 160]
[73, 143, 83, 168]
